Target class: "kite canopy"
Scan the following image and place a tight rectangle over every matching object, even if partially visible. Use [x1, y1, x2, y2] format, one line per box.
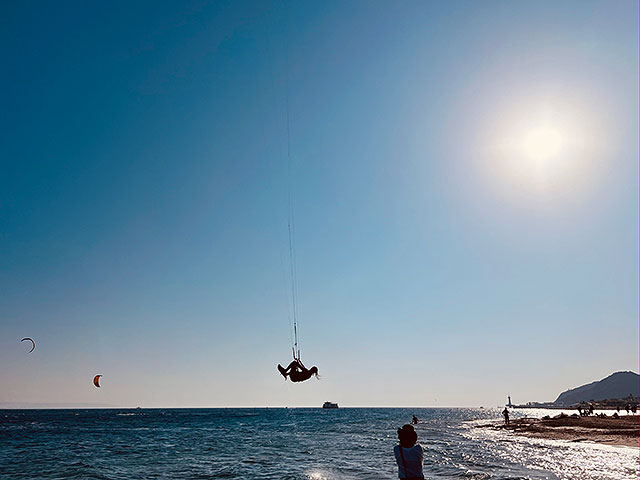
[21, 337, 36, 353]
[93, 375, 102, 388]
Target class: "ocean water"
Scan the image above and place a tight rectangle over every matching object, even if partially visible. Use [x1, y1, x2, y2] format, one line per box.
[1, 408, 637, 480]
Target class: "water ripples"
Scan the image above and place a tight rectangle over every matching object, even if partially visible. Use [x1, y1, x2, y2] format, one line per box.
[0, 408, 637, 479]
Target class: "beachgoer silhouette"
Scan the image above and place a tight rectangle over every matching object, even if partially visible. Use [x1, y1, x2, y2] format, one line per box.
[277, 359, 319, 383]
[411, 415, 419, 425]
[625, 404, 630, 414]
[502, 407, 510, 425]
[394, 424, 424, 480]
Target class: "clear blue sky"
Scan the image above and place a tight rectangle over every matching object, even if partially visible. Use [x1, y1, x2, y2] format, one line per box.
[1, 0, 638, 407]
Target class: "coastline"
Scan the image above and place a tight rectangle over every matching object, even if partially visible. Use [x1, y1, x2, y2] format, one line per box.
[479, 415, 640, 448]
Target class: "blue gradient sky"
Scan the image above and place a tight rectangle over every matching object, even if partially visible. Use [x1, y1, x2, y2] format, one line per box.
[1, 1, 638, 407]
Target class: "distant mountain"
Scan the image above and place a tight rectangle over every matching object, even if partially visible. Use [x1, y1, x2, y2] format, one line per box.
[554, 371, 639, 405]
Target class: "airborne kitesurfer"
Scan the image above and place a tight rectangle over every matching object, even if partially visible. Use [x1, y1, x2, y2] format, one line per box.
[277, 358, 319, 383]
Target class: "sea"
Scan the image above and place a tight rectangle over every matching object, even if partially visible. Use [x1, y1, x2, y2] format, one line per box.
[1, 407, 638, 480]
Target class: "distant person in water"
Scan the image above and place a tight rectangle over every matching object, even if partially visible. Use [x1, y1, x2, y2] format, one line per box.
[502, 407, 510, 425]
[411, 415, 419, 425]
[394, 424, 424, 480]
[277, 359, 319, 383]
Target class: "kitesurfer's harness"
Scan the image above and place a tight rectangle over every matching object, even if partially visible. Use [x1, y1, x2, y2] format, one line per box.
[397, 444, 424, 480]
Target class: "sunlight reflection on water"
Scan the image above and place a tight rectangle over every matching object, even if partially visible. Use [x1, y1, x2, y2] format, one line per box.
[465, 410, 639, 480]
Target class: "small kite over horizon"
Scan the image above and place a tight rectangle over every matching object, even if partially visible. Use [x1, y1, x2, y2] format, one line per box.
[21, 337, 36, 353]
[93, 375, 102, 388]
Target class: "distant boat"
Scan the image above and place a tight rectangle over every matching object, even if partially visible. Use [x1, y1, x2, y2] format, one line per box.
[322, 402, 338, 409]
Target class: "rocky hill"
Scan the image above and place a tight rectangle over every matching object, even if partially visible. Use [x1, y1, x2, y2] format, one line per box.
[554, 371, 639, 406]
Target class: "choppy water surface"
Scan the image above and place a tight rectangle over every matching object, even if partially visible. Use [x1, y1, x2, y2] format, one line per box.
[1, 408, 637, 479]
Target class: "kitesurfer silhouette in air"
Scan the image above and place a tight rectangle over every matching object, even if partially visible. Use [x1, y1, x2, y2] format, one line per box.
[277, 358, 319, 383]
[275, 38, 320, 385]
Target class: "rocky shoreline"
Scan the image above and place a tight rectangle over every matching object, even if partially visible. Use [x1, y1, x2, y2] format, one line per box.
[479, 415, 639, 448]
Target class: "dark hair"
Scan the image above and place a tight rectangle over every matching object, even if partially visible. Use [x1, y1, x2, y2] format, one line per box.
[309, 366, 320, 379]
[397, 424, 417, 448]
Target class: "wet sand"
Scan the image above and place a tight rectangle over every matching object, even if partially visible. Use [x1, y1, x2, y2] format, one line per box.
[480, 415, 639, 447]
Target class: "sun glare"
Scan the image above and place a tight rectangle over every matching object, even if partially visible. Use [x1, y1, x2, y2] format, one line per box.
[522, 126, 564, 163]
[479, 96, 607, 206]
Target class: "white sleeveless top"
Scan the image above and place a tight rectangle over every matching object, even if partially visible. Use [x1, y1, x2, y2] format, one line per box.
[393, 443, 424, 479]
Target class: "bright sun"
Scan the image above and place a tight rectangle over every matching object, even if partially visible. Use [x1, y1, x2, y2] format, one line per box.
[498, 118, 575, 189]
[521, 126, 564, 163]
[480, 96, 606, 205]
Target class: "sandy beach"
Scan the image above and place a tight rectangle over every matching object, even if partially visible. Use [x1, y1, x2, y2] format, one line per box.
[480, 415, 640, 447]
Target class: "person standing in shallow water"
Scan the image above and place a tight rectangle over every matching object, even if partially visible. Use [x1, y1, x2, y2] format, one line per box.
[502, 407, 510, 425]
[393, 424, 424, 480]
